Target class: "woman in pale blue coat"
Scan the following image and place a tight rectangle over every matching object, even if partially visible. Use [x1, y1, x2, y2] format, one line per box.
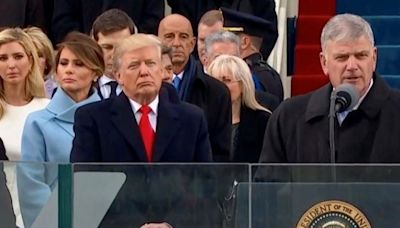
[17, 32, 105, 228]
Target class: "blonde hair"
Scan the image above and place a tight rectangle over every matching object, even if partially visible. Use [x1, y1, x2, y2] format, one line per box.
[113, 33, 162, 71]
[208, 54, 271, 113]
[24, 26, 55, 76]
[0, 28, 46, 119]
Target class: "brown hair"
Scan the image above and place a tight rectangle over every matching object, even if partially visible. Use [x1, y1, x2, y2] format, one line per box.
[56, 32, 105, 77]
[91, 9, 136, 41]
[161, 44, 172, 60]
[199, 10, 223, 26]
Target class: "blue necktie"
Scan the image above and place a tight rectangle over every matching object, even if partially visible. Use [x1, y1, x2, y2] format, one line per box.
[172, 76, 181, 91]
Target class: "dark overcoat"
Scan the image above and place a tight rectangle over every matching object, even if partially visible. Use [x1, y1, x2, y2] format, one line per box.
[260, 73, 400, 164]
[180, 56, 232, 161]
[233, 106, 270, 162]
[245, 53, 284, 102]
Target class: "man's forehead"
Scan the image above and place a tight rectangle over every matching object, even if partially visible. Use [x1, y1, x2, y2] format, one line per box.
[325, 37, 373, 51]
[160, 19, 193, 36]
[121, 48, 160, 60]
[198, 22, 223, 31]
[98, 28, 131, 40]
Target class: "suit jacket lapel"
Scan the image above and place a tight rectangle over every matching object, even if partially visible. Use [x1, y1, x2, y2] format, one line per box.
[152, 96, 180, 162]
[110, 93, 148, 161]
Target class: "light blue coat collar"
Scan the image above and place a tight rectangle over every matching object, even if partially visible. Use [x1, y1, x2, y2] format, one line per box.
[47, 87, 101, 123]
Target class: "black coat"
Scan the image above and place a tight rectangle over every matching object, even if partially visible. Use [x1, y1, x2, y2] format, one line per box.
[179, 56, 232, 161]
[167, 0, 278, 58]
[0, 163, 15, 228]
[0, 139, 15, 227]
[246, 53, 284, 102]
[233, 106, 270, 162]
[71, 91, 212, 162]
[0, 0, 46, 30]
[52, 0, 164, 43]
[0, 138, 7, 160]
[71, 90, 217, 227]
[260, 73, 400, 164]
[255, 91, 279, 111]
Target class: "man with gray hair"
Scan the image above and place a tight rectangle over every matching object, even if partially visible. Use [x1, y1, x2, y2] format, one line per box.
[205, 31, 279, 111]
[204, 30, 240, 67]
[259, 13, 400, 163]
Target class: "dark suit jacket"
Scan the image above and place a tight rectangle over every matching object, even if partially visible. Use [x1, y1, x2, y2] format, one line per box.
[0, 139, 15, 227]
[246, 53, 284, 102]
[255, 91, 279, 111]
[0, 164, 15, 228]
[0, 138, 7, 160]
[233, 106, 270, 162]
[52, 0, 164, 43]
[260, 73, 400, 164]
[179, 56, 232, 161]
[71, 91, 212, 162]
[70, 91, 213, 227]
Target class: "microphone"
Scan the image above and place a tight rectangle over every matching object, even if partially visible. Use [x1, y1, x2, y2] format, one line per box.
[332, 83, 360, 113]
[328, 83, 359, 176]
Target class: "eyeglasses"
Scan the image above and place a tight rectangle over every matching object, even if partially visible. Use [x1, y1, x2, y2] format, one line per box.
[220, 77, 240, 84]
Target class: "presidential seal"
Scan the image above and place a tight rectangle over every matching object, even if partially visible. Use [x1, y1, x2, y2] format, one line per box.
[296, 200, 371, 228]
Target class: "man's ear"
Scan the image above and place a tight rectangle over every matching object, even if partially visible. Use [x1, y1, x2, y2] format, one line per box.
[190, 36, 196, 53]
[115, 71, 123, 85]
[240, 35, 250, 50]
[319, 52, 329, 76]
[372, 47, 377, 72]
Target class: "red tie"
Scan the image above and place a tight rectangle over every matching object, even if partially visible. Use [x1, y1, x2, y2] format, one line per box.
[139, 105, 155, 162]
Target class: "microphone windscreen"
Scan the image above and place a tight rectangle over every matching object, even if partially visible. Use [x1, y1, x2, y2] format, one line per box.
[335, 83, 360, 111]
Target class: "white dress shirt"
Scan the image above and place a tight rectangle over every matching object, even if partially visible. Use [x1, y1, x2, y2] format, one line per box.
[98, 75, 122, 99]
[337, 78, 374, 125]
[129, 96, 159, 132]
[172, 71, 184, 82]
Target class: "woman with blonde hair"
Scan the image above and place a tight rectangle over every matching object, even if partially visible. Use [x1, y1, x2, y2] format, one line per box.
[18, 32, 103, 227]
[24, 26, 57, 98]
[0, 27, 49, 228]
[208, 54, 271, 162]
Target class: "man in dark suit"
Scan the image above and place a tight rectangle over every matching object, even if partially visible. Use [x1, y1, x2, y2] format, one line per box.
[259, 14, 400, 165]
[71, 34, 212, 163]
[158, 14, 232, 161]
[70, 34, 212, 227]
[91, 9, 135, 100]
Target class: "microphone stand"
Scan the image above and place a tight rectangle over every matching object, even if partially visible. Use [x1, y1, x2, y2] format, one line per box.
[329, 91, 337, 181]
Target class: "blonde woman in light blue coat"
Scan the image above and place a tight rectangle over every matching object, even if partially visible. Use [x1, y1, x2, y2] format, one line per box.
[17, 32, 104, 228]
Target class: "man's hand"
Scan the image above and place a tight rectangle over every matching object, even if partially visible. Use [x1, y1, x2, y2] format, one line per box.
[140, 222, 172, 228]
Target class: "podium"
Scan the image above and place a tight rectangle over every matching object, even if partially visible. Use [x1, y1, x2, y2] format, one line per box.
[12, 163, 400, 227]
